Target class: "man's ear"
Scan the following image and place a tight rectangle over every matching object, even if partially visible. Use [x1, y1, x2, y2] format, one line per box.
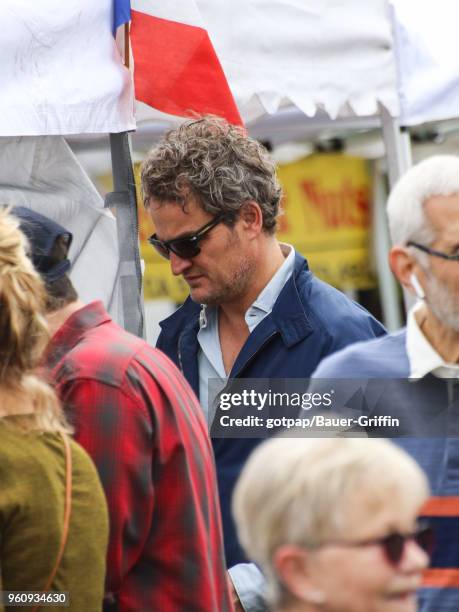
[238, 201, 263, 237]
[273, 545, 325, 606]
[389, 246, 423, 296]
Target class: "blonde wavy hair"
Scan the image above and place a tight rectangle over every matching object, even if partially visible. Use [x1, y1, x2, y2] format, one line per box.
[0, 207, 70, 433]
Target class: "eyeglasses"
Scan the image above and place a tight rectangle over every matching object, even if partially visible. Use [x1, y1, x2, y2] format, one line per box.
[408, 241, 459, 262]
[148, 214, 227, 260]
[318, 521, 434, 566]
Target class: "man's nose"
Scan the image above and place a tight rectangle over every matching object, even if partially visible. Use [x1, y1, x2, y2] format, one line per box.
[170, 252, 193, 276]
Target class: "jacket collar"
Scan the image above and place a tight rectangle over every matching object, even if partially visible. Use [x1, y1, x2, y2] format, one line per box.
[269, 250, 314, 347]
[159, 297, 201, 338]
[160, 250, 314, 349]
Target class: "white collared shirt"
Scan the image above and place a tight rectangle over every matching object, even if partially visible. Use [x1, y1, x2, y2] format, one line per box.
[406, 301, 459, 379]
[197, 244, 295, 417]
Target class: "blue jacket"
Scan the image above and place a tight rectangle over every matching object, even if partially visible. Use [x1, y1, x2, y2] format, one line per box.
[157, 251, 386, 566]
[313, 330, 459, 612]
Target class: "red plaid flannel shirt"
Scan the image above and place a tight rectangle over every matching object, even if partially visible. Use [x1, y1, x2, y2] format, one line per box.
[45, 301, 232, 612]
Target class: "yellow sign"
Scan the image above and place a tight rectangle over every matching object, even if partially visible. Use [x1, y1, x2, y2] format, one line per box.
[94, 165, 189, 303]
[277, 153, 375, 289]
[134, 166, 190, 303]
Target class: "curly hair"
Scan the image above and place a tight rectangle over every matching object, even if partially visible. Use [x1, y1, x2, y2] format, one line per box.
[141, 116, 283, 233]
[0, 208, 70, 433]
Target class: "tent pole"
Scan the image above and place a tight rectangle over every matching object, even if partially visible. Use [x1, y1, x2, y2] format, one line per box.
[379, 103, 412, 188]
[107, 132, 145, 338]
[372, 161, 403, 331]
[379, 103, 414, 320]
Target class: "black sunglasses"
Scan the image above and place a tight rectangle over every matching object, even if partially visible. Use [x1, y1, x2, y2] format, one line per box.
[322, 521, 434, 566]
[148, 214, 227, 260]
[408, 241, 459, 262]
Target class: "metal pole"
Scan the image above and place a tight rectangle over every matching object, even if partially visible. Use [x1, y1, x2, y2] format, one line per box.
[107, 132, 145, 338]
[372, 161, 403, 331]
[379, 102, 414, 318]
[379, 102, 412, 188]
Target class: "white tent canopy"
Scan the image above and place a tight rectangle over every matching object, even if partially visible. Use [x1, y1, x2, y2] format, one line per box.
[1, 0, 137, 330]
[197, 0, 399, 122]
[136, 0, 459, 131]
[4, 1, 459, 135]
[0, 0, 134, 136]
[394, 0, 459, 126]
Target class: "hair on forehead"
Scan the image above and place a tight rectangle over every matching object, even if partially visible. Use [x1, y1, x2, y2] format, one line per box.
[141, 116, 283, 234]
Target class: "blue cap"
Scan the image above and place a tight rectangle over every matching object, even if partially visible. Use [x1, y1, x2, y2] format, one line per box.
[11, 206, 73, 282]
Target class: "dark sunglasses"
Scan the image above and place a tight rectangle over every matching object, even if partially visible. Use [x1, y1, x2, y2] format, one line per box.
[322, 521, 434, 566]
[148, 214, 227, 260]
[408, 241, 459, 262]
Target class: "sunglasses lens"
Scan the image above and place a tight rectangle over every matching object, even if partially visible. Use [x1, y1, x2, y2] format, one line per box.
[149, 238, 171, 260]
[170, 238, 200, 259]
[149, 214, 223, 260]
[383, 533, 405, 565]
[416, 526, 435, 556]
[382, 525, 434, 565]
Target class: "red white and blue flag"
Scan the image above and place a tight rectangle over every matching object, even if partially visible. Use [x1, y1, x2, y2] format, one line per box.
[114, 0, 242, 125]
[113, 0, 131, 34]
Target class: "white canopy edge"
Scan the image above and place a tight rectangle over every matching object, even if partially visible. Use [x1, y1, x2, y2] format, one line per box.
[4, 0, 459, 137]
[137, 0, 459, 131]
[392, 0, 459, 126]
[136, 0, 400, 125]
[0, 0, 135, 137]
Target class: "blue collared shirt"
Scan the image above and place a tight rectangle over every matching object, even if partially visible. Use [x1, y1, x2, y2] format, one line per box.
[197, 244, 295, 418]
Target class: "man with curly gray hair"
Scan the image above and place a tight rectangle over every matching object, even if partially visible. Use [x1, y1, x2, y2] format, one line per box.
[142, 116, 385, 611]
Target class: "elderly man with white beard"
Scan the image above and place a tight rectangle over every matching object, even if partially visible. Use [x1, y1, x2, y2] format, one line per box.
[311, 155, 459, 612]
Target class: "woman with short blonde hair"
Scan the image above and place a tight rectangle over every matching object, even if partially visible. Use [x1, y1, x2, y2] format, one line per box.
[233, 437, 431, 612]
[0, 208, 108, 611]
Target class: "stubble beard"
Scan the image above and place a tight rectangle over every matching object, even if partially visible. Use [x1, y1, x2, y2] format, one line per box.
[190, 227, 256, 306]
[425, 274, 459, 332]
[197, 255, 256, 306]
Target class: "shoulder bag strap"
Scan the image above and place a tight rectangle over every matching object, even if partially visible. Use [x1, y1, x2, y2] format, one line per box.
[32, 432, 73, 612]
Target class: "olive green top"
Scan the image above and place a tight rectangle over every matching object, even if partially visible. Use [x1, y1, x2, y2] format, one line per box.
[0, 419, 109, 612]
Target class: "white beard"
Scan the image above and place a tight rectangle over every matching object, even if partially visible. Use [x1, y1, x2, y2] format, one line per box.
[425, 273, 459, 332]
